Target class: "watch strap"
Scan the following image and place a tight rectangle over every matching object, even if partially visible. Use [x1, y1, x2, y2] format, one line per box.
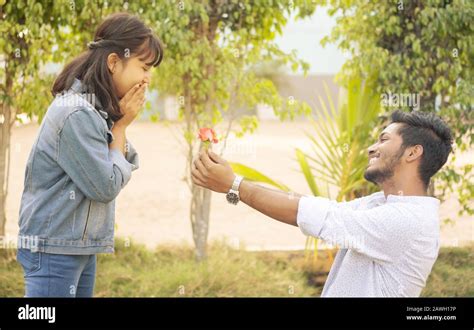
[231, 175, 244, 192]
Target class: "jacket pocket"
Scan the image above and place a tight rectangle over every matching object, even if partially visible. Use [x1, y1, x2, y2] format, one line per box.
[82, 201, 92, 240]
[23, 164, 29, 187]
[85, 200, 110, 240]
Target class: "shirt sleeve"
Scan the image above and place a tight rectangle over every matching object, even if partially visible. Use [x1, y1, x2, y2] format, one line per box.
[57, 108, 135, 203]
[296, 196, 416, 264]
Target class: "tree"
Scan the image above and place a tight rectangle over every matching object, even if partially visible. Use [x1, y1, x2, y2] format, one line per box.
[146, 0, 315, 260]
[316, 0, 474, 219]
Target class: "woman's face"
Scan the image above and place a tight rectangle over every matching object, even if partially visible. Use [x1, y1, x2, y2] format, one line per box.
[109, 54, 152, 98]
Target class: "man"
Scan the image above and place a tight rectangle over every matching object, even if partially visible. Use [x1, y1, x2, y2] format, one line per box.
[191, 110, 453, 297]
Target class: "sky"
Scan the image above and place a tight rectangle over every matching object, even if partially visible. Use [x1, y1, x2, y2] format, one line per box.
[274, 7, 349, 75]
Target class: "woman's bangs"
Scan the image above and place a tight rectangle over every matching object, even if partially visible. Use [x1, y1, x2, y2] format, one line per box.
[137, 36, 163, 67]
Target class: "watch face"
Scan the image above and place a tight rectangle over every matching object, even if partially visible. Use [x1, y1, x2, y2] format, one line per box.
[226, 192, 239, 205]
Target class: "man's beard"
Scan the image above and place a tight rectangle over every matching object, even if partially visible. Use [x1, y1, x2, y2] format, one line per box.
[364, 148, 405, 185]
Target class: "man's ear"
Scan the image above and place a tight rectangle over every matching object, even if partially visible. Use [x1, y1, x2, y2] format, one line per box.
[406, 145, 423, 163]
[106, 53, 120, 73]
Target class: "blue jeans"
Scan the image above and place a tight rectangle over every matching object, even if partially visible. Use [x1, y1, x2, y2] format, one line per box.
[16, 248, 97, 297]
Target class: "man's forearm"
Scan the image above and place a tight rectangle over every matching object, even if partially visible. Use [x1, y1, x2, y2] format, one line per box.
[238, 179, 301, 226]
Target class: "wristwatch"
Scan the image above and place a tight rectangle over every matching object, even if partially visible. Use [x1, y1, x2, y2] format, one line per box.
[226, 175, 243, 205]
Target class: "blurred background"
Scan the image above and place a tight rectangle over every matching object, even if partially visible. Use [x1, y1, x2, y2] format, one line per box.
[1, 0, 472, 296]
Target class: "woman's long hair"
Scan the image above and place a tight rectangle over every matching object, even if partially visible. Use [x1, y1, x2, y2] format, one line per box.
[52, 12, 163, 122]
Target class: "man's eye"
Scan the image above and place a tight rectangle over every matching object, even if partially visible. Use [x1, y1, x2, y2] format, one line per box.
[143, 67, 149, 71]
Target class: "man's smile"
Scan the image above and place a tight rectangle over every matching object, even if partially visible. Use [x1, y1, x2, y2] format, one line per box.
[368, 153, 380, 167]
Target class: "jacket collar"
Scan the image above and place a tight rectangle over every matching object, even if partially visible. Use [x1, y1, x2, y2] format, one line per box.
[70, 78, 110, 122]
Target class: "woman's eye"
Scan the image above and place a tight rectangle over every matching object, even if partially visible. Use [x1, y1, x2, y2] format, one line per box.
[143, 67, 149, 72]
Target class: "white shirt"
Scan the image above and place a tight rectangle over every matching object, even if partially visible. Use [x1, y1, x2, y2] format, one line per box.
[296, 192, 440, 297]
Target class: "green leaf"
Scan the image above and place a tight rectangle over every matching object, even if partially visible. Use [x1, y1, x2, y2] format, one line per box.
[295, 149, 320, 196]
[229, 162, 291, 192]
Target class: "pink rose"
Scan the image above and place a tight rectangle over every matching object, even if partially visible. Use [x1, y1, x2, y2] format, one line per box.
[198, 128, 219, 144]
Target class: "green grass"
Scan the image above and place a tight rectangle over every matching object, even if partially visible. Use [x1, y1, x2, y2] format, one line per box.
[420, 244, 474, 297]
[94, 239, 319, 297]
[1, 238, 472, 297]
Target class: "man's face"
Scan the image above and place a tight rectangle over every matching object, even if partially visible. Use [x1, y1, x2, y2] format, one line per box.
[364, 123, 406, 185]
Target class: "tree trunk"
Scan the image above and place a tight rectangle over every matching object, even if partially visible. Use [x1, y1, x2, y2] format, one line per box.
[190, 182, 212, 261]
[0, 101, 12, 237]
[190, 141, 212, 261]
[186, 8, 219, 261]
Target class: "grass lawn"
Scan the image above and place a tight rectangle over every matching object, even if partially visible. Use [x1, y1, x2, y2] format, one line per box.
[1, 238, 472, 297]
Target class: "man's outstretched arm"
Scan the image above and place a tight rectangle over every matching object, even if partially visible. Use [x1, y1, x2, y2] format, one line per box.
[192, 149, 416, 264]
[191, 149, 301, 226]
[239, 180, 301, 226]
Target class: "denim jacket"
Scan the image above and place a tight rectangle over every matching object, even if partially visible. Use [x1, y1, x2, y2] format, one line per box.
[18, 79, 139, 255]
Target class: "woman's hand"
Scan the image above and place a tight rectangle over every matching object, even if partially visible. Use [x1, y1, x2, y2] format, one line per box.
[116, 82, 147, 128]
[109, 82, 146, 155]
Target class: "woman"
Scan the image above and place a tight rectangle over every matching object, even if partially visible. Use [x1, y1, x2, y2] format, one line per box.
[16, 12, 163, 297]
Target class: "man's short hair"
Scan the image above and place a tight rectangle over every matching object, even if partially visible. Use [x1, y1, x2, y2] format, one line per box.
[390, 110, 453, 188]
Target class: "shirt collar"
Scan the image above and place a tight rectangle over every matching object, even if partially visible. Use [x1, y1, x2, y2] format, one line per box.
[374, 191, 441, 207]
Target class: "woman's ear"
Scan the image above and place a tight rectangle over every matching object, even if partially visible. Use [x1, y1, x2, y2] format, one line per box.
[106, 53, 120, 74]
